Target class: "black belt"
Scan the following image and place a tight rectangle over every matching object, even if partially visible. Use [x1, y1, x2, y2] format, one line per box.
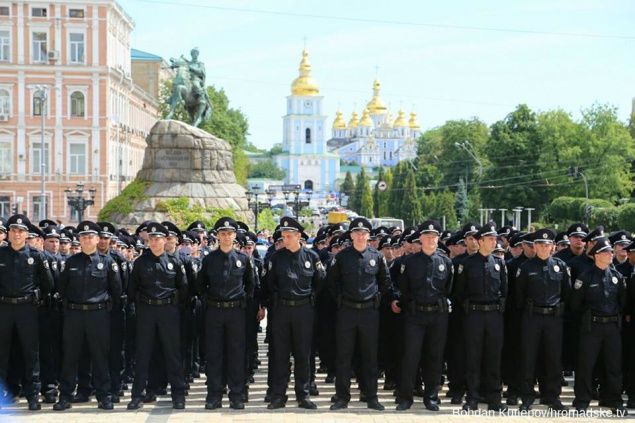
[341, 299, 375, 309]
[279, 297, 311, 307]
[139, 297, 175, 306]
[469, 303, 500, 312]
[532, 305, 556, 315]
[0, 294, 33, 305]
[415, 303, 440, 312]
[207, 299, 241, 308]
[67, 302, 109, 311]
[592, 315, 619, 323]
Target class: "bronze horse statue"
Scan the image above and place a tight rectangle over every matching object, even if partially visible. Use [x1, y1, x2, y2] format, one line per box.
[165, 55, 213, 128]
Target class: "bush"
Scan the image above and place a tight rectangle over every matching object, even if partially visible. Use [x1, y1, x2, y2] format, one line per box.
[155, 197, 236, 228]
[588, 205, 619, 231]
[618, 204, 635, 232]
[98, 178, 147, 222]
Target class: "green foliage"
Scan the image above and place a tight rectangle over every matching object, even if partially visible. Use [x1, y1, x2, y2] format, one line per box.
[567, 198, 587, 222]
[98, 178, 147, 222]
[378, 167, 393, 217]
[340, 171, 355, 208]
[373, 166, 384, 217]
[257, 208, 277, 232]
[388, 161, 407, 218]
[299, 207, 314, 218]
[454, 178, 469, 221]
[154, 197, 235, 228]
[548, 196, 576, 224]
[618, 204, 635, 232]
[360, 177, 374, 218]
[247, 160, 286, 179]
[589, 206, 619, 232]
[400, 166, 422, 225]
[268, 143, 283, 156]
[435, 189, 458, 229]
[351, 168, 371, 215]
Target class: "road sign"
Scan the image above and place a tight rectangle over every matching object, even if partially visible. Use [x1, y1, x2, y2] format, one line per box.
[377, 180, 387, 191]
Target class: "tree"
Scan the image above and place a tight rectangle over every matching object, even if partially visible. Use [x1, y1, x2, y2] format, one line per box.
[247, 160, 286, 179]
[618, 204, 635, 232]
[373, 166, 384, 217]
[435, 189, 458, 229]
[455, 177, 469, 222]
[340, 171, 355, 208]
[257, 208, 277, 232]
[351, 168, 370, 214]
[377, 167, 392, 217]
[360, 179, 374, 218]
[388, 161, 407, 217]
[400, 166, 422, 226]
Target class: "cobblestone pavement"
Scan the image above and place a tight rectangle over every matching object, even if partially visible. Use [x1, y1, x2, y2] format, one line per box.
[0, 321, 628, 422]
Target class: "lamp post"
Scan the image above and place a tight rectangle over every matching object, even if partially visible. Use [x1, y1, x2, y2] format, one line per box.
[568, 166, 590, 225]
[513, 207, 523, 229]
[64, 182, 96, 222]
[499, 209, 507, 228]
[525, 208, 535, 232]
[35, 85, 49, 220]
[292, 186, 301, 219]
[245, 185, 266, 232]
[455, 140, 483, 214]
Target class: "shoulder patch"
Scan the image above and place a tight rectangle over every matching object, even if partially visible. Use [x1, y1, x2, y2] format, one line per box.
[516, 268, 521, 278]
[43, 260, 49, 269]
[112, 262, 119, 272]
[192, 262, 198, 272]
[268, 261, 273, 270]
[181, 265, 186, 274]
[60, 261, 65, 272]
[400, 264, 405, 274]
[331, 258, 337, 267]
[458, 264, 463, 274]
[122, 262, 127, 271]
[52, 261, 57, 270]
[574, 279, 583, 290]
[316, 261, 325, 272]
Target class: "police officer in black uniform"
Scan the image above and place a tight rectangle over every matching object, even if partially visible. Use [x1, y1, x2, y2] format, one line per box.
[453, 223, 508, 412]
[516, 228, 570, 412]
[196, 217, 254, 410]
[327, 217, 391, 411]
[396, 221, 453, 411]
[570, 238, 628, 415]
[126, 222, 188, 410]
[265, 217, 325, 410]
[54, 221, 122, 411]
[0, 214, 54, 410]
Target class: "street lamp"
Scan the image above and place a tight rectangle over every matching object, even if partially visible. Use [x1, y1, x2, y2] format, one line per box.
[245, 185, 267, 232]
[35, 85, 50, 220]
[568, 166, 590, 225]
[65, 182, 96, 222]
[455, 140, 483, 215]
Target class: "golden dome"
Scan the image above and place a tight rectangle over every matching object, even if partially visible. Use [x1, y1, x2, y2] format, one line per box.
[358, 108, 374, 127]
[348, 110, 359, 128]
[393, 109, 407, 127]
[291, 49, 319, 96]
[365, 78, 387, 114]
[332, 110, 346, 130]
[409, 111, 421, 130]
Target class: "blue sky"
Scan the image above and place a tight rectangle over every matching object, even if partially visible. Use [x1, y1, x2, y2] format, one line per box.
[121, 0, 635, 150]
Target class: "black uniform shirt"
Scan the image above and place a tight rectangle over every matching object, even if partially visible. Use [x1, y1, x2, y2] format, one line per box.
[569, 253, 595, 282]
[453, 252, 508, 304]
[516, 256, 571, 307]
[326, 245, 391, 302]
[59, 251, 122, 304]
[0, 244, 54, 297]
[266, 246, 325, 299]
[196, 248, 254, 301]
[128, 251, 187, 300]
[553, 247, 578, 265]
[399, 250, 453, 305]
[570, 265, 626, 317]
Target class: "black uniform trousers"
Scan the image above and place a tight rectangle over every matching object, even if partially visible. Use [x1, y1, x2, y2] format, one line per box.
[573, 321, 623, 408]
[39, 303, 62, 397]
[520, 312, 563, 405]
[59, 309, 111, 402]
[446, 308, 466, 396]
[316, 292, 337, 376]
[622, 319, 635, 402]
[399, 311, 448, 403]
[379, 307, 403, 385]
[245, 298, 259, 375]
[0, 303, 41, 399]
[271, 303, 314, 400]
[123, 302, 136, 380]
[109, 303, 125, 395]
[335, 306, 380, 402]
[205, 306, 245, 402]
[464, 310, 504, 405]
[502, 308, 522, 396]
[131, 303, 185, 400]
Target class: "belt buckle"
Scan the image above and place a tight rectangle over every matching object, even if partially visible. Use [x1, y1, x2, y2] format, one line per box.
[81, 304, 89, 311]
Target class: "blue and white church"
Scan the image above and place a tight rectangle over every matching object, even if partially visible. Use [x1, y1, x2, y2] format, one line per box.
[274, 50, 340, 192]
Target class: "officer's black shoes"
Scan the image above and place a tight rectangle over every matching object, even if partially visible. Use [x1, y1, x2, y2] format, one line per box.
[627, 400, 635, 409]
[247, 375, 255, 384]
[539, 397, 553, 405]
[548, 400, 568, 412]
[591, 389, 600, 400]
[424, 400, 440, 412]
[27, 397, 41, 411]
[143, 393, 157, 403]
[383, 380, 396, 390]
[98, 400, 114, 410]
[519, 404, 531, 412]
[396, 401, 412, 411]
[157, 388, 167, 395]
[561, 376, 569, 386]
[192, 371, 201, 378]
[563, 370, 573, 377]
[241, 391, 249, 403]
[127, 398, 144, 410]
[325, 374, 335, 383]
[330, 394, 339, 403]
[330, 400, 348, 410]
[187, 375, 194, 383]
[487, 402, 508, 412]
[298, 399, 317, 409]
[367, 398, 385, 411]
[173, 401, 185, 410]
[204, 399, 222, 410]
[611, 406, 628, 417]
[53, 398, 72, 411]
[121, 383, 129, 390]
[462, 400, 478, 411]
[309, 382, 319, 396]
[264, 390, 273, 402]
[413, 386, 425, 397]
[267, 397, 286, 409]
[43, 393, 57, 404]
[506, 395, 518, 406]
[72, 393, 90, 403]
[451, 395, 463, 405]
[111, 395, 120, 403]
[359, 394, 368, 402]
[229, 400, 244, 410]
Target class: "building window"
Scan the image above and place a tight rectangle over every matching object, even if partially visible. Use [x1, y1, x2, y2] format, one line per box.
[70, 91, 85, 116]
[69, 142, 86, 174]
[390, 151, 393, 160]
[69, 33, 85, 64]
[383, 151, 386, 161]
[33, 90, 45, 116]
[0, 141, 11, 173]
[0, 7, 9, 16]
[0, 89, 9, 115]
[31, 142, 50, 174]
[31, 7, 47, 17]
[32, 196, 46, 221]
[69, 9, 85, 18]
[0, 196, 9, 217]
[31, 31, 47, 62]
[0, 30, 9, 61]
[305, 128, 311, 144]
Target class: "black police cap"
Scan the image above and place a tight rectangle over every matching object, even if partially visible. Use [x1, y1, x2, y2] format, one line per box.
[97, 221, 117, 238]
[7, 214, 31, 231]
[567, 223, 589, 237]
[582, 226, 604, 243]
[349, 217, 372, 232]
[437, 240, 450, 255]
[214, 217, 238, 232]
[245, 232, 258, 245]
[187, 220, 207, 232]
[135, 220, 152, 235]
[161, 221, 182, 238]
[236, 221, 250, 233]
[532, 228, 556, 243]
[42, 225, 62, 238]
[27, 224, 44, 239]
[280, 217, 304, 232]
[38, 219, 57, 228]
[418, 220, 442, 235]
[588, 237, 613, 255]
[555, 231, 570, 245]
[609, 230, 632, 246]
[77, 220, 101, 235]
[378, 236, 392, 250]
[146, 222, 169, 237]
[474, 223, 497, 239]
[461, 222, 481, 238]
